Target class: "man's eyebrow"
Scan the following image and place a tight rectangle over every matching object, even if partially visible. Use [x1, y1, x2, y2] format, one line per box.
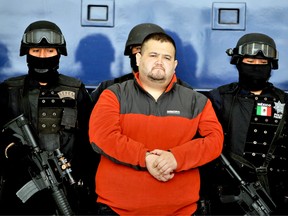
[148, 51, 172, 57]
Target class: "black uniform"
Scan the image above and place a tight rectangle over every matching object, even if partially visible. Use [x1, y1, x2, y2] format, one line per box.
[202, 82, 288, 215]
[0, 74, 96, 215]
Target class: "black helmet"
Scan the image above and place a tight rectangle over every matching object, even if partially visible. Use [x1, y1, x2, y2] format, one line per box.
[124, 23, 165, 55]
[20, 20, 67, 56]
[226, 33, 278, 69]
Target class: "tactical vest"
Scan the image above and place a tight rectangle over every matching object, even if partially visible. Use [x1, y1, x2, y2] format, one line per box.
[217, 83, 288, 193]
[4, 74, 81, 158]
[243, 95, 287, 174]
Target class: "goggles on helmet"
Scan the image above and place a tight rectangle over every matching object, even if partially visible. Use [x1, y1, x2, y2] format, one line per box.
[237, 42, 278, 59]
[22, 29, 65, 45]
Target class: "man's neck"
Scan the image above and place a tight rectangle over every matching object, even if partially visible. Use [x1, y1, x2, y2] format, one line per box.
[138, 73, 167, 101]
[39, 82, 48, 86]
[142, 83, 165, 101]
[250, 90, 262, 95]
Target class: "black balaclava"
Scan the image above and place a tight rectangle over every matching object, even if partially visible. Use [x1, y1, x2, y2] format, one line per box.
[129, 53, 138, 72]
[27, 53, 60, 83]
[237, 61, 271, 91]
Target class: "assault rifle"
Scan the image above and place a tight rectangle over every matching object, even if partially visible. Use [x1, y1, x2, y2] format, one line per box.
[219, 154, 276, 216]
[3, 114, 75, 215]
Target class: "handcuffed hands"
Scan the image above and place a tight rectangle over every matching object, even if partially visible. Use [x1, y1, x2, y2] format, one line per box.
[145, 149, 177, 182]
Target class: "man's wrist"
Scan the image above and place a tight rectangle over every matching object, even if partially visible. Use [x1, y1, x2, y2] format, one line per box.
[146, 151, 152, 158]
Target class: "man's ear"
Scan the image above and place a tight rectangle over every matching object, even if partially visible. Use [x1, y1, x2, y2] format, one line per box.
[136, 52, 141, 66]
[174, 60, 178, 72]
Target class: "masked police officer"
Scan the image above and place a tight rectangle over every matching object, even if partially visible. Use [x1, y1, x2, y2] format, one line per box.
[203, 33, 288, 215]
[0, 20, 95, 215]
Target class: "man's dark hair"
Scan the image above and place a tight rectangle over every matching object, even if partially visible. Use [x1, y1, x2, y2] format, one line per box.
[141, 32, 176, 57]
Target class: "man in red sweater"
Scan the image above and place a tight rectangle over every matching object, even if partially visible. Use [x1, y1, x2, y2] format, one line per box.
[89, 32, 223, 215]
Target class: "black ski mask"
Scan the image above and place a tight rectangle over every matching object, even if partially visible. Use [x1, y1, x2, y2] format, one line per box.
[129, 53, 138, 72]
[27, 54, 60, 83]
[237, 62, 271, 91]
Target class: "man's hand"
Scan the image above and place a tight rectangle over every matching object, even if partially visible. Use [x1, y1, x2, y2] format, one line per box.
[150, 149, 177, 175]
[145, 150, 176, 182]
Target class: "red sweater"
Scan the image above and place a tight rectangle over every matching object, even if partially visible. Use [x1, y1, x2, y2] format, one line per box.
[89, 74, 223, 215]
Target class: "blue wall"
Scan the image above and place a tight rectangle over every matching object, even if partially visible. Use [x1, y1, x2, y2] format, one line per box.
[1, 0, 288, 90]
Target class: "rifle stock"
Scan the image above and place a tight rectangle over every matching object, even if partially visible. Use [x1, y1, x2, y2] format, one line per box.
[3, 114, 75, 215]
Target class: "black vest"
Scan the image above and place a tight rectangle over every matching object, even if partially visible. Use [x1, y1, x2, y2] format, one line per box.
[3, 74, 81, 158]
[215, 83, 288, 183]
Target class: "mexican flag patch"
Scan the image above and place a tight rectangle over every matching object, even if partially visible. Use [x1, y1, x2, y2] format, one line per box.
[256, 105, 272, 116]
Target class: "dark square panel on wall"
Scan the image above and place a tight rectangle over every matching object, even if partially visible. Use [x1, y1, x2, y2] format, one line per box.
[212, 2, 246, 30]
[81, 0, 115, 27]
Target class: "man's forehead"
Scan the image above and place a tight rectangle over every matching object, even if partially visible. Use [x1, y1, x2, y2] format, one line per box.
[143, 40, 175, 53]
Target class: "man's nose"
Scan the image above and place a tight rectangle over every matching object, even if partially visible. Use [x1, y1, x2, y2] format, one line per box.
[38, 49, 47, 58]
[156, 56, 163, 64]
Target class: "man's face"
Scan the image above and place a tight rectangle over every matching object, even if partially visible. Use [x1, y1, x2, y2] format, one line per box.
[242, 57, 268, 65]
[136, 39, 177, 86]
[29, 48, 57, 58]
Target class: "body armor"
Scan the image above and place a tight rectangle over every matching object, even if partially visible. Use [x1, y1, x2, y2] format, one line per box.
[243, 95, 287, 176]
[3, 74, 81, 158]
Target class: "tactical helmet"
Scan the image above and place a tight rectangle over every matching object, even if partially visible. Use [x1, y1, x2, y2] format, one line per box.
[20, 20, 67, 56]
[124, 23, 165, 55]
[226, 33, 278, 69]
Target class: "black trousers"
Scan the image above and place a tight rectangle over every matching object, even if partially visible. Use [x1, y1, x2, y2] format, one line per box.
[96, 203, 118, 215]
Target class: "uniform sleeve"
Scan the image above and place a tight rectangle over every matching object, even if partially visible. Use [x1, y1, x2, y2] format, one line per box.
[89, 89, 148, 170]
[90, 79, 116, 105]
[77, 83, 93, 131]
[90, 82, 106, 105]
[72, 83, 96, 180]
[0, 82, 10, 127]
[171, 99, 224, 172]
[206, 89, 223, 115]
